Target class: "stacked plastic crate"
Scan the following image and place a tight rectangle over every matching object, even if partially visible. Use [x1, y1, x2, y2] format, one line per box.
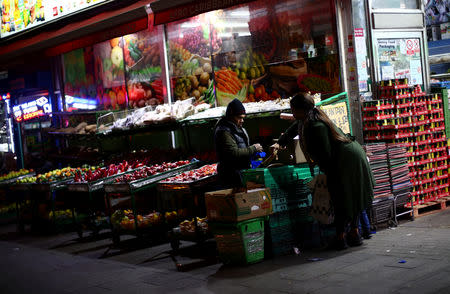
[242, 165, 316, 256]
[362, 80, 449, 207]
[363, 143, 392, 199]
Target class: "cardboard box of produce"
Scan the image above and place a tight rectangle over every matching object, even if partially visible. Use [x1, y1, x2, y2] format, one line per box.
[205, 188, 272, 222]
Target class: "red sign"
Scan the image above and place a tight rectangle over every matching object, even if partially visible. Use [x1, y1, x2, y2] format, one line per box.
[153, 0, 254, 25]
[354, 28, 364, 38]
[22, 110, 44, 121]
[325, 35, 333, 46]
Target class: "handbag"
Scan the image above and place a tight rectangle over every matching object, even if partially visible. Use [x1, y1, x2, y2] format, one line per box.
[307, 174, 334, 224]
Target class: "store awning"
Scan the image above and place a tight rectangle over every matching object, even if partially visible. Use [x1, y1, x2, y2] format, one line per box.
[0, 0, 150, 67]
[150, 0, 255, 25]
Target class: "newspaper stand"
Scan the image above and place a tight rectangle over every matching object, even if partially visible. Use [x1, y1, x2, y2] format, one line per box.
[157, 173, 218, 251]
[104, 161, 201, 246]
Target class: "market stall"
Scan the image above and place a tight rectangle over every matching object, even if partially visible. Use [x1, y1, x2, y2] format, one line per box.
[103, 160, 204, 245]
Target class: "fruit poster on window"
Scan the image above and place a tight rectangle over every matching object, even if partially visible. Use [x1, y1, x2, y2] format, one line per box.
[166, 14, 215, 105]
[93, 38, 127, 110]
[124, 29, 165, 108]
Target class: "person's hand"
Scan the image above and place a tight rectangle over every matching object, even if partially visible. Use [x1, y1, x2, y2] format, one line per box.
[270, 143, 280, 152]
[270, 143, 281, 153]
[252, 143, 263, 153]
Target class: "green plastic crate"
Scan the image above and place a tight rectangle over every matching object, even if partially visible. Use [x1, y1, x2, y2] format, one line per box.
[211, 217, 265, 265]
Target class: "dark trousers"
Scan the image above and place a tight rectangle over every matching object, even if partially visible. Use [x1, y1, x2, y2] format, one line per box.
[335, 211, 360, 235]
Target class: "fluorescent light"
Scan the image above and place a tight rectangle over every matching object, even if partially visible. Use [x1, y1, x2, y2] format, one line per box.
[239, 32, 252, 37]
[230, 10, 250, 17]
[215, 22, 248, 28]
[218, 32, 232, 38]
[181, 22, 200, 28]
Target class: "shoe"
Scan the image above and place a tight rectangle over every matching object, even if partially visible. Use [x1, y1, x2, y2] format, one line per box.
[332, 238, 349, 250]
[362, 231, 372, 240]
[347, 232, 363, 247]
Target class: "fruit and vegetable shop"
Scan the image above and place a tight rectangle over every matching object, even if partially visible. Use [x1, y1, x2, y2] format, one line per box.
[0, 0, 448, 265]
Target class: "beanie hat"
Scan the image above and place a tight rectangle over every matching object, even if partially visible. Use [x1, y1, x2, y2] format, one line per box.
[225, 98, 246, 117]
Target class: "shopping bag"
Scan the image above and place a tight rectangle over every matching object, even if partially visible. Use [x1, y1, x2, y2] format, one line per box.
[307, 174, 334, 224]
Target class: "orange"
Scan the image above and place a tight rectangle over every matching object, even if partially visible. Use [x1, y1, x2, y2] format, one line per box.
[110, 37, 120, 48]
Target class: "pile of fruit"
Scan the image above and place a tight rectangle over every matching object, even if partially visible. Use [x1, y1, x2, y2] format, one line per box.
[165, 210, 178, 224]
[127, 79, 164, 108]
[114, 160, 190, 183]
[173, 63, 212, 102]
[55, 122, 98, 135]
[179, 217, 209, 236]
[0, 169, 33, 182]
[246, 84, 281, 102]
[111, 209, 163, 230]
[48, 209, 73, 220]
[161, 164, 217, 183]
[0, 203, 16, 214]
[215, 68, 244, 95]
[177, 27, 210, 57]
[36, 167, 78, 183]
[234, 49, 267, 82]
[16, 176, 37, 184]
[74, 161, 134, 183]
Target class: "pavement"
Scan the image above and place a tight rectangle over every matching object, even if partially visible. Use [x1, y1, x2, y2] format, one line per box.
[1, 209, 450, 294]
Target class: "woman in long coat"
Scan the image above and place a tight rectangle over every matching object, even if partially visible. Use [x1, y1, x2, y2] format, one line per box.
[272, 93, 375, 249]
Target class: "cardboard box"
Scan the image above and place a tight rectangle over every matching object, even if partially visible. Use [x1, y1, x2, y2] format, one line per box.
[205, 188, 272, 222]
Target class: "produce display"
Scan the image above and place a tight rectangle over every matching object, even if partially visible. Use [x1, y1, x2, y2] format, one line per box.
[73, 161, 135, 183]
[161, 164, 217, 184]
[51, 122, 98, 135]
[179, 217, 209, 236]
[48, 209, 73, 220]
[104, 99, 211, 130]
[16, 176, 37, 184]
[35, 167, 78, 183]
[114, 160, 190, 183]
[0, 203, 16, 215]
[0, 169, 33, 182]
[183, 98, 291, 121]
[111, 209, 164, 230]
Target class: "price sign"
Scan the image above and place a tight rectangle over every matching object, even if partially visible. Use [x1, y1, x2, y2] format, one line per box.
[321, 101, 350, 134]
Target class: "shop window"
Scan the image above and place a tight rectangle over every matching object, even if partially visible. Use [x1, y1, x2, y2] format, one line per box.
[211, 0, 341, 105]
[123, 27, 166, 109]
[165, 14, 216, 105]
[63, 47, 103, 112]
[371, 0, 419, 9]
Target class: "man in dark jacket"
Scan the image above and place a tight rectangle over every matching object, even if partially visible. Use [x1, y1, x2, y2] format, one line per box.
[214, 99, 263, 188]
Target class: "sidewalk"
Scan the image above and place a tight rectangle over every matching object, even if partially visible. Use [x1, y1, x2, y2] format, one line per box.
[1, 210, 450, 294]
